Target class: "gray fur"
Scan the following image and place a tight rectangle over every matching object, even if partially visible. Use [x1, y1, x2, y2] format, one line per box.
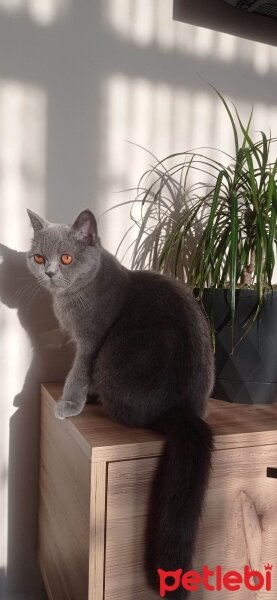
[26, 209, 215, 594]
[26, 209, 130, 418]
[26, 208, 214, 421]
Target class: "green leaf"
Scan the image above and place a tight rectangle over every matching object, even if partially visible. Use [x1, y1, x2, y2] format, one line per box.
[205, 82, 239, 156]
[233, 105, 263, 170]
[229, 191, 239, 350]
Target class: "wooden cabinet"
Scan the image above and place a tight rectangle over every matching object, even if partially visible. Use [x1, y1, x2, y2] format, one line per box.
[38, 384, 277, 600]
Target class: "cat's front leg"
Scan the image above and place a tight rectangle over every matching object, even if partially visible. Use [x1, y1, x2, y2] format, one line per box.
[54, 348, 91, 419]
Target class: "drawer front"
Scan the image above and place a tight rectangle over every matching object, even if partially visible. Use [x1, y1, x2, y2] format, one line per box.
[105, 445, 277, 600]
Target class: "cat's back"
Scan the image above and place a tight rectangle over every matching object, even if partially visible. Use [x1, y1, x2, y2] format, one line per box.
[95, 268, 214, 417]
[124, 269, 199, 326]
[114, 269, 212, 363]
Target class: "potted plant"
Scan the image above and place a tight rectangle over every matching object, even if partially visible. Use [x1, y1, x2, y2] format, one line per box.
[117, 89, 277, 404]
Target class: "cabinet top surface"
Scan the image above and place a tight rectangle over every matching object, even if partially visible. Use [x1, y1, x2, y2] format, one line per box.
[41, 384, 277, 462]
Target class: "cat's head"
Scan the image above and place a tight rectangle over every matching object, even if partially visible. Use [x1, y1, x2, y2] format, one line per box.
[26, 209, 101, 293]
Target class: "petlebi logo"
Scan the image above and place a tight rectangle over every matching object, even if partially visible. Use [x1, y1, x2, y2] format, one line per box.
[158, 564, 273, 596]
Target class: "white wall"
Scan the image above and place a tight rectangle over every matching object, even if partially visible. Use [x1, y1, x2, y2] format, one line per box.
[0, 1, 276, 597]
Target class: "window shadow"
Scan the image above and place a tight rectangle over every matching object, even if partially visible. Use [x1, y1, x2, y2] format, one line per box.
[0, 244, 74, 598]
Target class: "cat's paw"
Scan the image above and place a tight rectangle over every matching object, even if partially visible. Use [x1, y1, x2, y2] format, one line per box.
[54, 400, 84, 419]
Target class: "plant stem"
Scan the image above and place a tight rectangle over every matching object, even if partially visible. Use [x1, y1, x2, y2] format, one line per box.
[241, 248, 256, 285]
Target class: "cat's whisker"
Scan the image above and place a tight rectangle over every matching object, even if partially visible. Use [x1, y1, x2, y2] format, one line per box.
[70, 289, 86, 313]
[71, 289, 90, 312]
[11, 280, 41, 302]
[25, 283, 43, 312]
[76, 291, 90, 312]
[76, 292, 88, 312]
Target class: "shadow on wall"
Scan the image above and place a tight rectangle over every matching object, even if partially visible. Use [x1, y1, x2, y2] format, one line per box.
[0, 244, 74, 599]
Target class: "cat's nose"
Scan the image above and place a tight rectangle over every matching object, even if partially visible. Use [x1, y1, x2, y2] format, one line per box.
[45, 270, 55, 279]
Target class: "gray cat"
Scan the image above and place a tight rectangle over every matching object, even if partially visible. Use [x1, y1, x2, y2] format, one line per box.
[26, 208, 214, 599]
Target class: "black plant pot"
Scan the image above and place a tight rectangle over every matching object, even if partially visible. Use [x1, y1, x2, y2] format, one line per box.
[199, 288, 277, 404]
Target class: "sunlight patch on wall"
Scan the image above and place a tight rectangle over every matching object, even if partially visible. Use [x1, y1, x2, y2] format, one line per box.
[252, 42, 270, 75]
[99, 75, 233, 256]
[103, 0, 154, 46]
[101, 0, 277, 274]
[29, 0, 70, 25]
[99, 70, 277, 266]
[192, 27, 215, 57]
[215, 31, 237, 62]
[132, 0, 155, 46]
[0, 308, 32, 572]
[189, 92, 214, 152]
[0, 0, 25, 12]
[0, 0, 70, 24]
[0, 81, 47, 248]
[103, 0, 131, 42]
[103, 0, 223, 57]
[0, 80, 46, 572]
[103, 0, 277, 73]
[154, 0, 177, 50]
[100, 75, 180, 215]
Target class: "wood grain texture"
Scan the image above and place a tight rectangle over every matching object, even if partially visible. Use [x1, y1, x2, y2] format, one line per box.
[39, 388, 91, 600]
[39, 384, 277, 600]
[240, 490, 262, 573]
[105, 446, 277, 600]
[88, 462, 107, 600]
[42, 384, 277, 461]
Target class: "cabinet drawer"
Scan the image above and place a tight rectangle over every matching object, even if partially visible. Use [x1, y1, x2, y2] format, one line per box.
[105, 446, 277, 600]
[39, 385, 277, 600]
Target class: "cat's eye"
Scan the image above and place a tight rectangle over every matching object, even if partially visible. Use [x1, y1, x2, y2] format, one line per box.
[34, 254, 45, 264]
[61, 254, 73, 265]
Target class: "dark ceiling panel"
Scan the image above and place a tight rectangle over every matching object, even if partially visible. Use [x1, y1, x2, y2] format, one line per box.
[173, 0, 277, 47]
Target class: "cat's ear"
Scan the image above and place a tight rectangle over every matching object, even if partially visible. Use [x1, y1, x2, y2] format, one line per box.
[71, 210, 97, 245]
[26, 209, 47, 232]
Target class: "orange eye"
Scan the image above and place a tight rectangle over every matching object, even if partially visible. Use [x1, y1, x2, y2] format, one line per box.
[61, 254, 73, 265]
[34, 254, 45, 264]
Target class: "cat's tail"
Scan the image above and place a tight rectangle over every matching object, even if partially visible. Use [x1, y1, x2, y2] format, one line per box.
[148, 405, 213, 599]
